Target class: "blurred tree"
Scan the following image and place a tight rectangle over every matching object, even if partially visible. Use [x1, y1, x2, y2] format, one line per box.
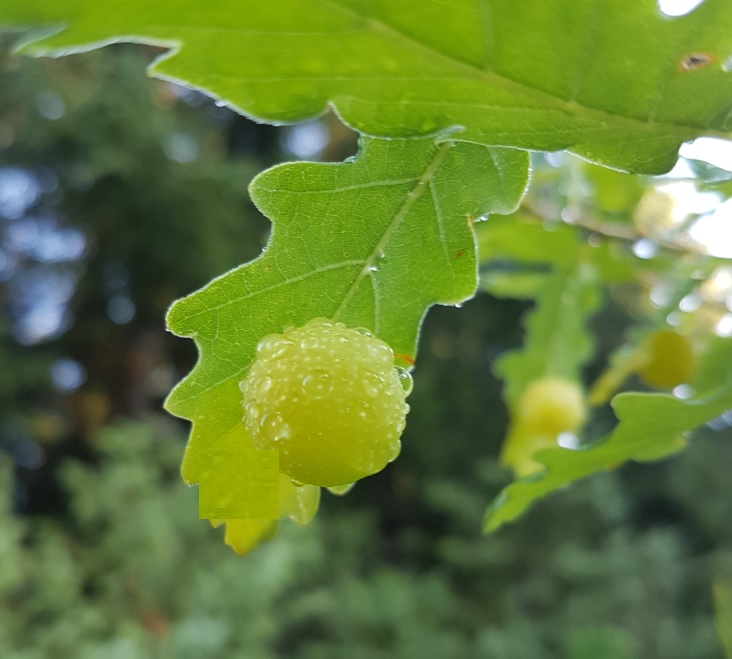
[0, 38, 275, 511]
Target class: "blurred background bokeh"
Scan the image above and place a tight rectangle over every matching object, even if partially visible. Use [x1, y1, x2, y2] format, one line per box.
[1, 39, 732, 658]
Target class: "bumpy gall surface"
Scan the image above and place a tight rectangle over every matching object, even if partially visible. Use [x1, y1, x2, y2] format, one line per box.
[240, 318, 412, 487]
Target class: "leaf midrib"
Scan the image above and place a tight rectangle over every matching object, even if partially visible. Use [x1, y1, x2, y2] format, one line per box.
[332, 140, 453, 329]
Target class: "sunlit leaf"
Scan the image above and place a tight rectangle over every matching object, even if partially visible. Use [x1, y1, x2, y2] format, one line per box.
[5, 0, 732, 172]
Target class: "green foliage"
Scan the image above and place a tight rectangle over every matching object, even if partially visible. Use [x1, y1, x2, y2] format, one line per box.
[3, 1, 732, 555]
[2, 420, 732, 657]
[6, 0, 732, 172]
[485, 339, 732, 532]
[715, 580, 732, 659]
[495, 266, 598, 409]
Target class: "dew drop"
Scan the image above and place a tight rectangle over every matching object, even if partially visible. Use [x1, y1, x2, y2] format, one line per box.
[367, 342, 393, 368]
[363, 372, 383, 398]
[658, 0, 705, 18]
[259, 411, 285, 440]
[256, 335, 293, 360]
[302, 369, 333, 398]
[388, 441, 402, 461]
[245, 401, 261, 420]
[356, 403, 372, 422]
[270, 340, 294, 359]
[272, 423, 292, 443]
[256, 375, 273, 394]
[300, 334, 321, 350]
[256, 336, 274, 355]
[354, 327, 373, 337]
[396, 367, 414, 396]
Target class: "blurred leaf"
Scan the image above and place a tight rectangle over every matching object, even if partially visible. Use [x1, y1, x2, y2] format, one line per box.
[686, 157, 732, 183]
[6, 0, 732, 172]
[477, 215, 579, 299]
[477, 215, 580, 268]
[583, 161, 646, 215]
[693, 336, 732, 397]
[568, 626, 636, 659]
[479, 270, 549, 300]
[495, 266, 598, 409]
[585, 241, 638, 284]
[714, 580, 732, 659]
[165, 137, 527, 494]
[484, 373, 732, 533]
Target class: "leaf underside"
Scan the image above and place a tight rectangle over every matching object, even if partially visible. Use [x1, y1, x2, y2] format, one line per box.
[164, 137, 527, 486]
[4, 0, 732, 173]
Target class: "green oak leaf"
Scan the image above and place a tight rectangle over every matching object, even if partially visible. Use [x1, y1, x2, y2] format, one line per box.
[484, 384, 732, 533]
[164, 137, 527, 486]
[5, 0, 732, 173]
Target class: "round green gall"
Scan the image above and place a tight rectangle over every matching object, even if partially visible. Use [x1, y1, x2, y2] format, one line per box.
[240, 318, 412, 487]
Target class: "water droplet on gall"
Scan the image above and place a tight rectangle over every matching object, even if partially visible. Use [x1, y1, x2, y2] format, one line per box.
[302, 369, 333, 398]
[396, 367, 414, 396]
[245, 401, 261, 420]
[257, 375, 273, 393]
[363, 372, 383, 397]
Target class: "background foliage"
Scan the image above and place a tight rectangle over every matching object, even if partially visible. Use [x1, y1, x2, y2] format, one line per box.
[2, 1, 732, 656]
